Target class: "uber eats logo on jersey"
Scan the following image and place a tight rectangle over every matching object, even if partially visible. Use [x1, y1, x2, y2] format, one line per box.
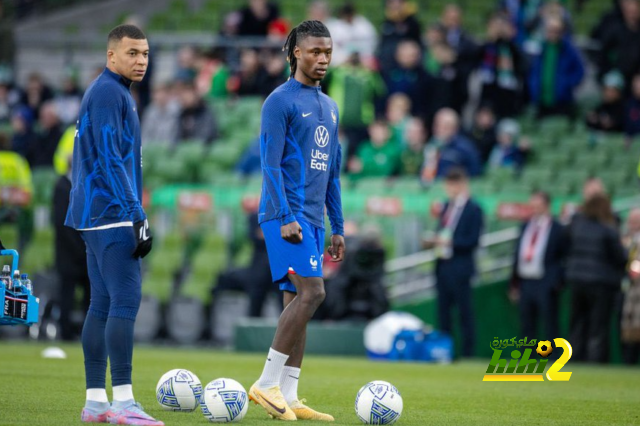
[312, 125, 330, 171]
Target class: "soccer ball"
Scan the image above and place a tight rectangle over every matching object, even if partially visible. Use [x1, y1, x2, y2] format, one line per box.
[156, 369, 203, 412]
[355, 381, 403, 425]
[201, 378, 248, 423]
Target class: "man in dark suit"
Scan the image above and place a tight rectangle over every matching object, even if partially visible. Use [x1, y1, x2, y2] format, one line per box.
[510, 191, 566, 341]
[429, 167, 484, 357]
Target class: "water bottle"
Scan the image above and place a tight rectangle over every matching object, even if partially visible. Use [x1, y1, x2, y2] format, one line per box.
[21, 274, 32, 294]
[1, 265, 11, 290]
[12, 270, 21, 293]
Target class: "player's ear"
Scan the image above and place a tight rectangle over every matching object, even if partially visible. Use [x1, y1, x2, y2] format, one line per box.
[107, 48, 115, 64]
[294, 45, 302, 61]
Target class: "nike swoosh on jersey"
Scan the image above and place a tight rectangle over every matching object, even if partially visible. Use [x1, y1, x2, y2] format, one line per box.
[302, 112, 312, 117]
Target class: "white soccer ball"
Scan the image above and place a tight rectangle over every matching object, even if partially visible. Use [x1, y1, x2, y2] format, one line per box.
[355, 381, 403, 424]
[201, 378, 248, 423]
[156, 369, 203, 412]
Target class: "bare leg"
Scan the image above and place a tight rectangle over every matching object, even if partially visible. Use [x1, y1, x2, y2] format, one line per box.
[270, 274, 324, 355]
[282, 287, 307, 369]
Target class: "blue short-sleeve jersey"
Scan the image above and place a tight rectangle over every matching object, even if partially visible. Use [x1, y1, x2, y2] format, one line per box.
[258, 78, 344, 236]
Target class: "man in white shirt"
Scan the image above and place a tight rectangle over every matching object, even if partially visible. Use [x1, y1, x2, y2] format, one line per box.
[511, 191, 567, 341]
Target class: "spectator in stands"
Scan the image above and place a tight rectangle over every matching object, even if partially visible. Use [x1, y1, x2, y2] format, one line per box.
[385, 93, 412, 147]
[439, 4, 479, 112]
[23, 72, 53, 120]
[229, 48, 268, 96]
[175, 45, 200, 82]
[260, 50, 288, 97]
[478, 13, 526, 118]
[422, 108, 482, 184]
[195, 48, 230, 99]
[498, 0, 544, 47]
[425, 167, 483, 357]
[378, 0, 422, 72]
[176, 81, 218, 145]
[382, 40, 431, 119]
[566, 193, 627, 363]
[323, 223, 389, 321]
[422, 23, 456, 126]
[348, 120, 402, 178]
[141, 83, 179, 145]
[624, 73, 640, 144]
[325, 51, 386, 159]
[510, 191, 566, 342]
[236, 0, 280, 37]
[26, 101, 62, 169]
[10, 105, 36, 158]
[590, 0, 623, 65]
[54, 75, 82, 126]
[488, 118, 530, 171]
[595, 0, 640, 83]
[0, 80, 16, 124]
[621, 208, 640, 364]
[528, 17, 584, 119]
[53, 155, 90, 341]
[586, 70, 626, 133]
[399, 117, 427, 176]
[326, 3, 378, 66]
[464, 104, 497, 164]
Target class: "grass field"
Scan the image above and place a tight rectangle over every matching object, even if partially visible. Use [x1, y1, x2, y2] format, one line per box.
[0, 341, 639, 426]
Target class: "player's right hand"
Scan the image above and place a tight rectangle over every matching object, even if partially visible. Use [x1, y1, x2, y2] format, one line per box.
[281, 221, 303, 243]
[133, 219, 153, 259]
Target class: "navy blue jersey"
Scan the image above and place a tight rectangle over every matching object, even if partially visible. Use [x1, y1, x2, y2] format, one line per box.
[258, 78, 344, 236]
[65, 68, 145, 230]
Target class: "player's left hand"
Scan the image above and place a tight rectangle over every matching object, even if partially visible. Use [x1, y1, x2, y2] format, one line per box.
[133, 219, 153, 259]
[328, 235, 345, 262]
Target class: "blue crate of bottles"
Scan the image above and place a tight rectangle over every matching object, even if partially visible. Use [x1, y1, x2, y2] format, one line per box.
[0, 249, 39, 326]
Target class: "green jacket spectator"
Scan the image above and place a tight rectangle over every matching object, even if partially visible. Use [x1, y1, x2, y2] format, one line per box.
[349, 121, 401, 178]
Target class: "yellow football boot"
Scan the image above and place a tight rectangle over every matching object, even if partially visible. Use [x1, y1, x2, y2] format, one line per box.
[289, 399, 335, 421]
[248, 383, 297, 421]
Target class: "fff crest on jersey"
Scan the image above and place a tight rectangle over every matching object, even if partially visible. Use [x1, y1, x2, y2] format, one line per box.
[315, 125, 329, 148]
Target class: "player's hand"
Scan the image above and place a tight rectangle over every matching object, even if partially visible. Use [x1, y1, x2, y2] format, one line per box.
[281, 221, 303, 243]
[133, 219, 153, 259]
[328, 234, 345, 262]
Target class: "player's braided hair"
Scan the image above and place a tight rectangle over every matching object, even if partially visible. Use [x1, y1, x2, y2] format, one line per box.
[283, 20, 331, 77]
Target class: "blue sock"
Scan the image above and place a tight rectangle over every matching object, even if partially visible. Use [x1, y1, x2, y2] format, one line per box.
[82, 311, 108, 389]
[106, 316, 135, 387]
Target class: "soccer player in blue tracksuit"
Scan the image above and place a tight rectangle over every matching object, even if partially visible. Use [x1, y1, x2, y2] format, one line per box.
[65, 25, 162, 426]
[248, 21, 345, 421]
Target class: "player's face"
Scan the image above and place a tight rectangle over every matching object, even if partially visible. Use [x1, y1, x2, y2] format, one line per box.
[295, 36, 332, 85]
[108, 37, 149, 82]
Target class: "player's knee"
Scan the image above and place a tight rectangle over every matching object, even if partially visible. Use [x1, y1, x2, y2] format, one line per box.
[300, 285, 325, 309]
[108, 288, 141, 321]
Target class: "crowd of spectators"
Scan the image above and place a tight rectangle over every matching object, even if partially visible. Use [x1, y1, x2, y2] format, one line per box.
[2, 0, 640, 183]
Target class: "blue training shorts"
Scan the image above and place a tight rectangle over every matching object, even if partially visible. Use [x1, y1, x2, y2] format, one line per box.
[261, 217, 325, 293]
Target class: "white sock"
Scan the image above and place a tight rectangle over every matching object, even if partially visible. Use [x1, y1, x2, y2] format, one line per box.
[280, 366, 301, 405]
[86, 388, 109, 403]
[113, 384, 134, 402]
[257, 348, 289, 389]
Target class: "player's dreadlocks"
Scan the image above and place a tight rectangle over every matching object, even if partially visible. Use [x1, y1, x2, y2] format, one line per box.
[283, 20, 331, 77]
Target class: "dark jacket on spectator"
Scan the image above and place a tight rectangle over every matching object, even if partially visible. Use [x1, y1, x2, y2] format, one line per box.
[177, 101, 218, 145]
[436, 134, 483, 178]
[27, 123, 63, 169]
[625, 96, 640, 138]
[528, 39, 584, 107]
[565, 213, 627, 287]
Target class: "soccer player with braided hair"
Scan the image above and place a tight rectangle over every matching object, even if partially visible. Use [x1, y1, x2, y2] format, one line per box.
[249, 20, 344, 421]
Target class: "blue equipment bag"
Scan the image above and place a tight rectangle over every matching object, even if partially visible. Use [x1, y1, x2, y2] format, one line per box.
[0, 249, 39, 326]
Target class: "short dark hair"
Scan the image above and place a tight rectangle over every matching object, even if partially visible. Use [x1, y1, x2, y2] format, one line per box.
[283, 20, 331, 76]
[532, 190, 551, 206]
[108, 24, 146, 46]
[444, 167, 468, 182]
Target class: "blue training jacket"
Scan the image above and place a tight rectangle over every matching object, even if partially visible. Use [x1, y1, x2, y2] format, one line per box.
[65, 67, 145, 230]
[258, 78, 344, 236]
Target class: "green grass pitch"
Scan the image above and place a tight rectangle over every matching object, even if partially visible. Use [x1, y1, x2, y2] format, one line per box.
[0, 342, 638, 425]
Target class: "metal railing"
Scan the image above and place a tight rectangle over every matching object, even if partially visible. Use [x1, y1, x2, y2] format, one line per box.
[384, 195, 640, 304]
